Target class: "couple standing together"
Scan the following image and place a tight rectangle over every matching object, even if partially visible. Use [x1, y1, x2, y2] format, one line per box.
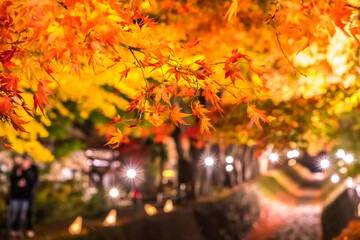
[8, 153, 38, 238]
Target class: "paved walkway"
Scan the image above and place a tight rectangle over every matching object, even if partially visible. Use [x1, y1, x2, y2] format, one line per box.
[247, 167, 325, 240]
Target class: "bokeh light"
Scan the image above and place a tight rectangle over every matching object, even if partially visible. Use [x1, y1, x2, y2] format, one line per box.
[347, 177, 354, 188]
[331, 174, 340, 183]
[319, 158, 330, 170]
[225, 156, 234, 164]
[343, 154, 354, 164]
[288, 159, 297, 167]
[205, 157, 214, 167]
[269, 153, 279, 162]
[225, 164, 234, 172]
[109, 188, 119, 198]
[127, 168, 137, 179]
[287, 151, 294, 159]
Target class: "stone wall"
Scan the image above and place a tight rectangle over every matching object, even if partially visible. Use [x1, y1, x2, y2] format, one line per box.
[322, 189, 359, 240]
[57, 186, 261, 240]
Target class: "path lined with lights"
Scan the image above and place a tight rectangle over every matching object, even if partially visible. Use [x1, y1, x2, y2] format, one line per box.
[33, 163, 351, 240]
[247, 166, 325, 240]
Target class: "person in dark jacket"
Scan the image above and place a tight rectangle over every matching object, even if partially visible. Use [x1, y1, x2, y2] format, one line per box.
[8, 153, 38, 238]
[21, 153, 38, 238]
[8, 163, 29, 237]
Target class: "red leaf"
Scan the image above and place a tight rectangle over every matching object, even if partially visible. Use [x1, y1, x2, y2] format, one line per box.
[119, 65, 130, 82]
[34, 78, 54, 116]
[181, 39, 201, 49]
[107, 115, 122, 125]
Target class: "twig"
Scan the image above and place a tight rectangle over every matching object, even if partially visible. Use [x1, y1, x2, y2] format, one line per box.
[118, 41, 241, 99]
[270, 19, 307, 77]
[129, 48, 149, 89]
[345, 4, 360, 11]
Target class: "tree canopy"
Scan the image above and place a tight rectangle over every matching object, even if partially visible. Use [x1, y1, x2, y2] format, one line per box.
[1, 0, 360, 160]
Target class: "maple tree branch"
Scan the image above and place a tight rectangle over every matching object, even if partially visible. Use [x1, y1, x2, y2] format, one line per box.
[129, 48, 149, 89]
[118, 41, 241, 100]
[270, 19, 307, 77]
[345, 4, 360, 11]
[5, 41, 25, 45]
[211, 79, 238, 98]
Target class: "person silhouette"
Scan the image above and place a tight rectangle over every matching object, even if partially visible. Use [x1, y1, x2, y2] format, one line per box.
[21, 153, 38, 238]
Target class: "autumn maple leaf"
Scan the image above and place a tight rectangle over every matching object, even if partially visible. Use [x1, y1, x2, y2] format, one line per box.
[9, 112, 29, 132]
[170, 106, 191, 127]
[191, 102, 209, 119]
[329, 3, 352, 37]
[105, 129, 128, 149]
[247, 105, 270, 132]
[119, 65, 130, 82]
[181, 39, 201, 49]
[225, 0, 238, 23]
[0, 47, 17, 70]
[34, 78, 54, 116]
[350, 27, 360, 47]
[0, 97, 15, 115]
[200, 118, 214, 134]
[107, 115, 122, 125]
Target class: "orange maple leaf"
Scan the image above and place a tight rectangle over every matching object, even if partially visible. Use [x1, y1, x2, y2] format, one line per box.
[105, 129, 128, 149]
[200, 118, 214, 134]
[225, 0, 238, 23]
[34, 78, 54, 116]
[170, 106, 191, 127]
[247, 105, 270, 132]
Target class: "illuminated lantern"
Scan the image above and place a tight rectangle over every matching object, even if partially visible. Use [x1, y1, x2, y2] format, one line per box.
[163, 199, 174, 213]
[103, 209, 117, 227]
[69, 216, 82, 235]
[144, 204, 158, 216]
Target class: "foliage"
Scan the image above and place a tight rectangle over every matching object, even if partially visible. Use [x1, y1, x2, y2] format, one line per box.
[1, 0, 360, 160]
[35, 179, 106, 222]
[333, 220, 360, 240]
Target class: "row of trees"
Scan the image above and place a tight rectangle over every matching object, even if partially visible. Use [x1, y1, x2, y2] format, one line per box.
[1, 0, 360, 176]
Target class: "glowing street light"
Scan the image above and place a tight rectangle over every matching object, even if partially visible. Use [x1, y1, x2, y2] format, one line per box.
[320, 158, 330, 169]
[343, 154, 354, 164]
[336, 149, 345, 159]
[225, 164, 234, 172]
[331, 174, 340, 183]
[109, 188, 119, 198]
[225, 156, 234, 164]
[127, 168, 137, 179]
[204, 157, 214, 167]
[269, 153, 279, 162]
